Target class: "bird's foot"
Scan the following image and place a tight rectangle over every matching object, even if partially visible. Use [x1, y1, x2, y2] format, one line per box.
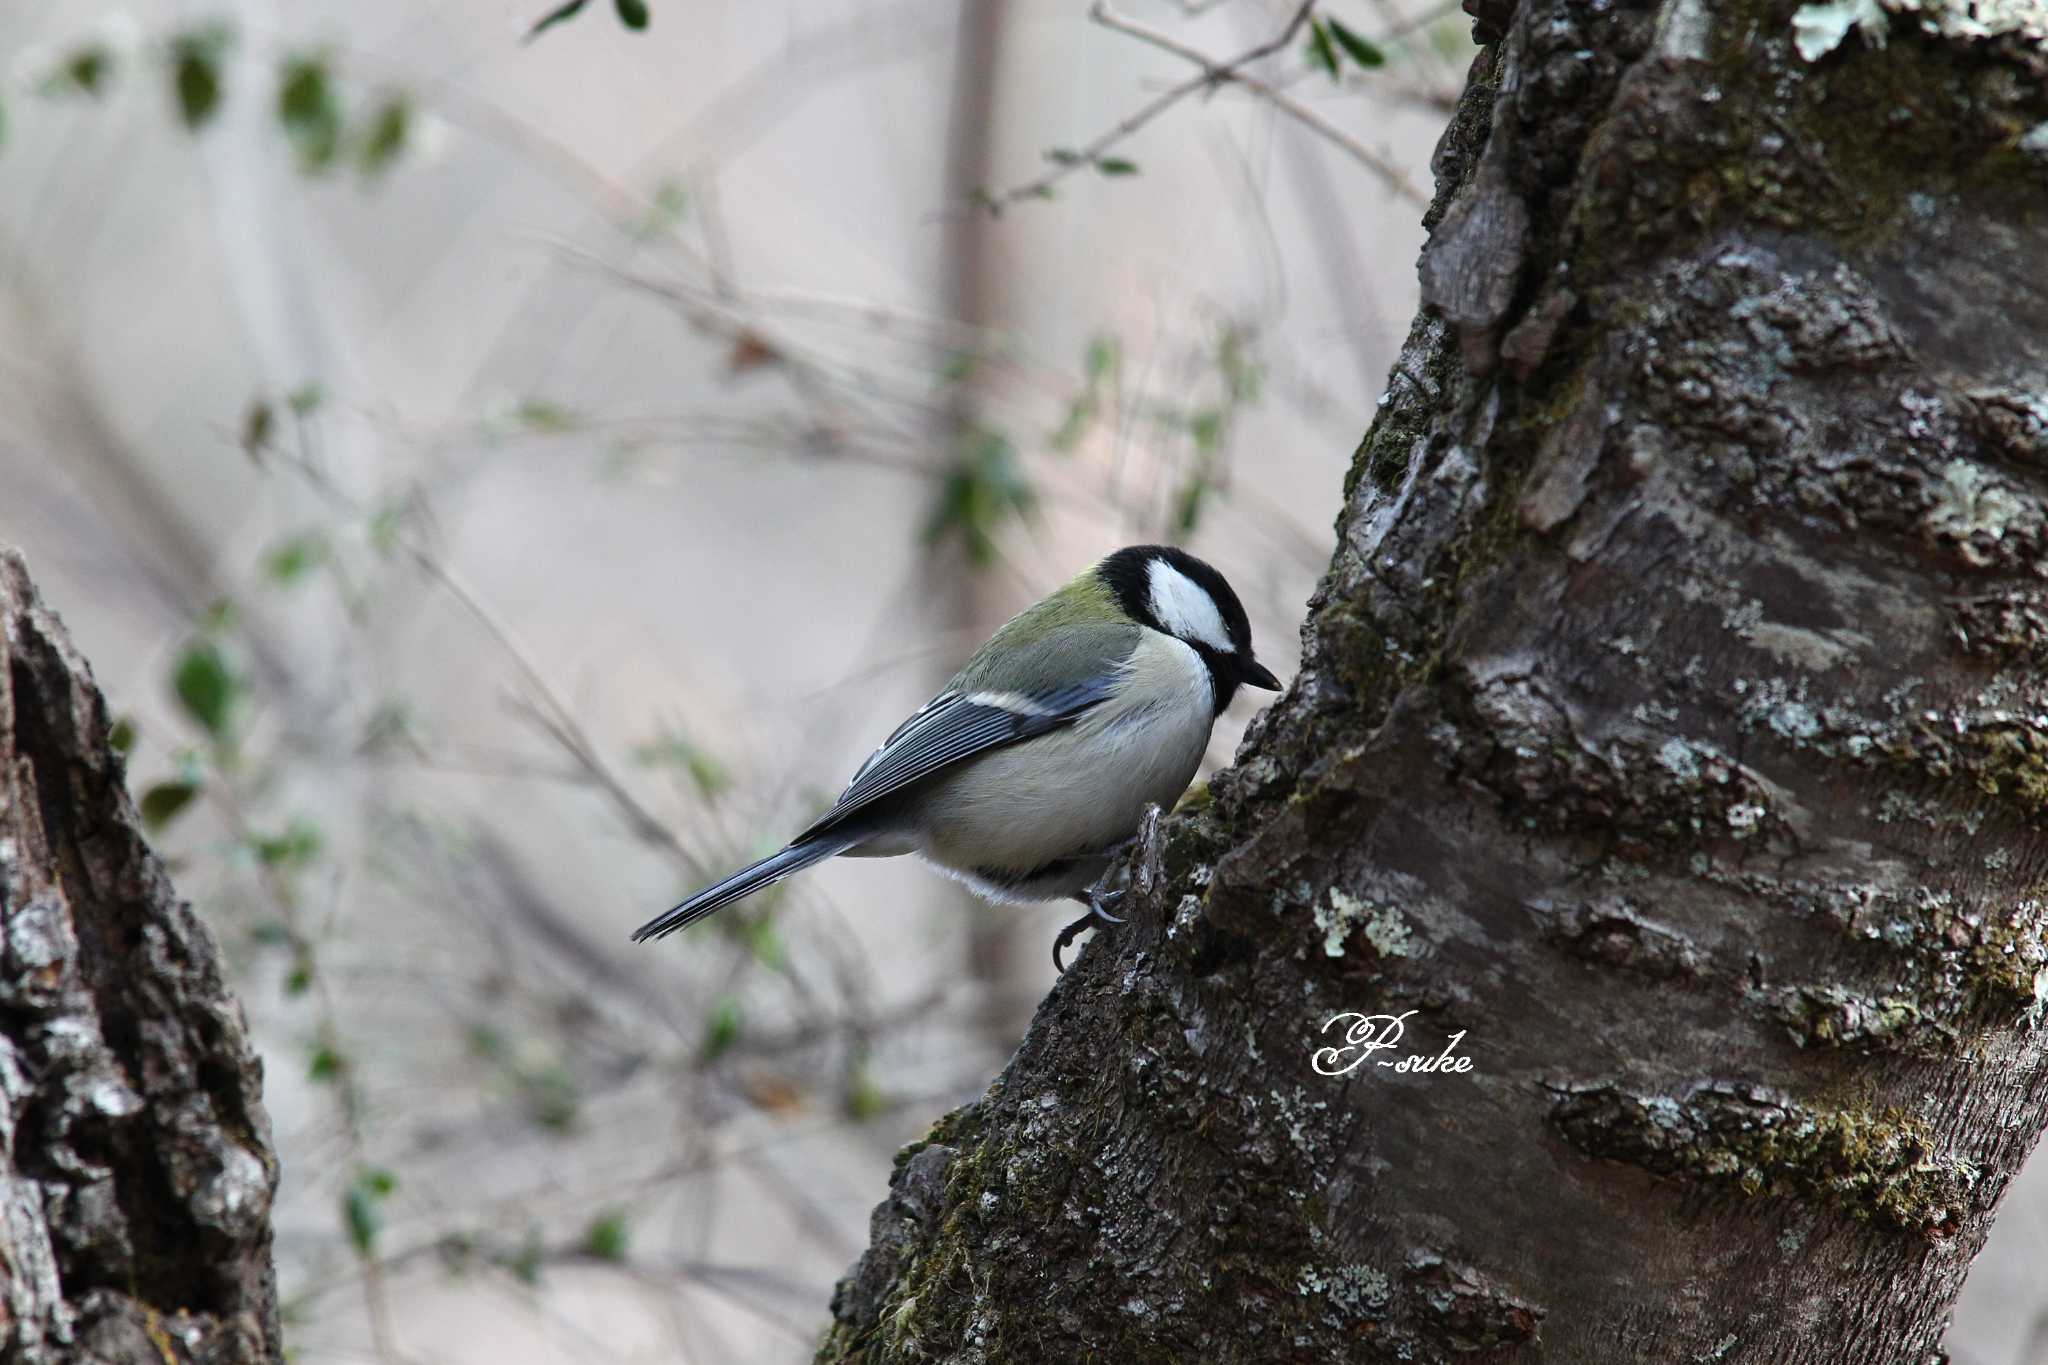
[1053, 889, 1127, 973]
[1052, 912, 1092, 974]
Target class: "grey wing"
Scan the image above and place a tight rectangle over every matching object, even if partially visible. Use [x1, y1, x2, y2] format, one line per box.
[791, 676, 1120, 843]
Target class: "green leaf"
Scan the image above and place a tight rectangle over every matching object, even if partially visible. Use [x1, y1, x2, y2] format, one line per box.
[286, 381, 324, 416]
[264, 531, 328, 585]
[689, 749, 729, 797]
[526, 0, 591, 39]
[1050, 396, 1096, 453]
[844, 1051, 885, 1121]
[342, 1182, 378, 1255]
[170, 25, 232, 130]
[1326, 17, 1387, 68]
[309, 1044, 344, 1082]
[744, 915, 787, 971]
[1188, 408, 1225, 455]
[467, 1024, 507, 1061]
[359, 701, 418, 754]
[356, 95, 410, 178]
[478, 1030, 581, 1132]
[174, 52, 220, 129]
[513, 398, 574, 431]
[1176, 475, 1212, 535]
[1085, 334, 1120, 384]
[139, 780, 199, 831]
[342, 1186, 378, 1255]
[44, 46, 113, 98]
[1095, 157, 1139, 177]
[1053, 333, 1119, 452]
[341, 1167, 396, 1257]
[633, 731, 731, 798]
[636, 179, 688, 236]
[277, 56, 343, 174]
[584, 1210, 630, 1262]
[252, 820, 322, 870]
[172, 640, 236, 739]
[523, 1065, 579, 1132]
[1305, 19, 1340, 79]
[923, 427, 1034, 565]
[614, 0, 652, 28]
[241, 400, 274, 461]
[700, 996, 742, 1062]
[109, 716, 137, 755]
[1044, 146, 1083, 166]
[285, 947, 314, 997]
[367, 501, 407, 557]
[508, 1227, 544, 1285]
[1218, 327, 1263, 404]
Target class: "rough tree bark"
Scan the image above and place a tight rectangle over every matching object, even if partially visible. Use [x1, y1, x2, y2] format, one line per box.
[821, 0, 2048, 1359]
[0, 551, 281, 1364]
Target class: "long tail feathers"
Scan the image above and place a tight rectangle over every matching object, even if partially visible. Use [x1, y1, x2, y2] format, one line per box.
[630, 834, 859, 943]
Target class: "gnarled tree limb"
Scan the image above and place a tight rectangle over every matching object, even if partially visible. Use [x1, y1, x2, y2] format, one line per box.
[822, 0, 2048, 1359]
[0, 550, 281, 1365]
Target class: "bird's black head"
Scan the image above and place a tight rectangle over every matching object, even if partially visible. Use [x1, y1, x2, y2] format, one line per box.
[1098, 545, 1282, 713]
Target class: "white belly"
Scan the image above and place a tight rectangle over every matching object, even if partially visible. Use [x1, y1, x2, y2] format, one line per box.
[914, 632, 1213, 883]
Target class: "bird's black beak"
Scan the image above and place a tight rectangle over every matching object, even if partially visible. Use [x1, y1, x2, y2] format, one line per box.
[1242, 657, 1282, 691]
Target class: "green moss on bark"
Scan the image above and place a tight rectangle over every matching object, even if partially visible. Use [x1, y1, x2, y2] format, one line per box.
[1552, 1084, 1979, 1236]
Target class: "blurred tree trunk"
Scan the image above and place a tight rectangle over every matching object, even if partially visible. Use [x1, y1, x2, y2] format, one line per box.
[934, 0, 1043, 1042]
[0, 551, 281, 1365]
[821, 0, 2048, 1359]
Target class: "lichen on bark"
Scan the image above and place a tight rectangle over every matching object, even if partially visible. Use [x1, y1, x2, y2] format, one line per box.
[0, 550, 282, 1365]
[821, 0, 2048, 1359]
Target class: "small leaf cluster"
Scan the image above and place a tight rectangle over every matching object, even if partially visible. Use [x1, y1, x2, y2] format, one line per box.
[925, 427, 1036, 565]
[526, 0, 653, 41]
[9, 22, 414, 181]
[1042, 145, 1141, 179]
[1304, 13, 1388, 79]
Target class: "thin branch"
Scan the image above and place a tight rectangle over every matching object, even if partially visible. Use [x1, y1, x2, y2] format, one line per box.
[983, 0, 1321, 213]
[1089, 1, 1428, 207]
[262, 425, 711, 883]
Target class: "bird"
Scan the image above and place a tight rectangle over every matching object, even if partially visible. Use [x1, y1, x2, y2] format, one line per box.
[630, 544, 1283, 970]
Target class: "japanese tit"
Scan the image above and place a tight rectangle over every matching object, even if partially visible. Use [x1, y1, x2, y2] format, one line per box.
[630, 544, 1283, 967]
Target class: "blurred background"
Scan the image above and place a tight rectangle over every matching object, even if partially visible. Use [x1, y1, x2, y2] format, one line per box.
[0, 1, 2038, 1361]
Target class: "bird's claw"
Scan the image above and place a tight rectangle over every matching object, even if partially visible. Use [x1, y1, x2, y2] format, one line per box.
[1052, 912, 1093, 974]
[1052, 888, 1127, 973]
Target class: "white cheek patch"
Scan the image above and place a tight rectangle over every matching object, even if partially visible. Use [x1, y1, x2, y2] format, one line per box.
[1145, 558, 1234, 653]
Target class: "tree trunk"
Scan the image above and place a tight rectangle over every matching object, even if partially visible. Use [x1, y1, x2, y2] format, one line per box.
[820, 0, 2048, 1359]
[0, 550, 282, 1364]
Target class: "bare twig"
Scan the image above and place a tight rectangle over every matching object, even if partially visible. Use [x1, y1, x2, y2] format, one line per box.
[983, 0, 1321, 213]
[1089, 2, 1428, 207]
[264, 420, 709, 879]
[206, 789, 419, 1363]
